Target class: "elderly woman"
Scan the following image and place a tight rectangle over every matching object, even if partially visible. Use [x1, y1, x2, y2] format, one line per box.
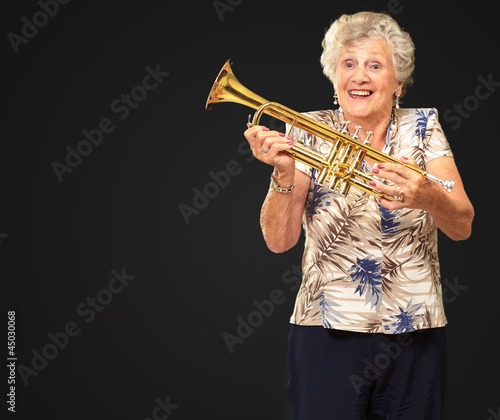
[244, 11, 474, 420]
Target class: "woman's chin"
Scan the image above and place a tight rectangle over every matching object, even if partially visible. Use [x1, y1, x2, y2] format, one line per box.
[343, 106, 373, 120]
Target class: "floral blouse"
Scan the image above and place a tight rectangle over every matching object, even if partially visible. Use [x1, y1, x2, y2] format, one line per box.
[289, 108, 453, 334]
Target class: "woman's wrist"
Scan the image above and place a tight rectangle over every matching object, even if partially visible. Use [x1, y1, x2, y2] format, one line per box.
[272, 168, 295, 189]
[270, 175, 295, 193]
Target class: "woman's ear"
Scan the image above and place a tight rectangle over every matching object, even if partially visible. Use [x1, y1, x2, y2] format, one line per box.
[398, 81, 406, 98]
[397, 81, 404, 96]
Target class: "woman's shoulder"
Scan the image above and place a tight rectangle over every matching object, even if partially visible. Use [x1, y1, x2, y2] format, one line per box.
[395, 108, 442, 138]
[397, 108, 440, 124]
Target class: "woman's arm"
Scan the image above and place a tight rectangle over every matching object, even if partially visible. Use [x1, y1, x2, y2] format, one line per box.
[244, 125, 310, 253]
[260, 168, 310, 253]
[372, 156, 474, 241]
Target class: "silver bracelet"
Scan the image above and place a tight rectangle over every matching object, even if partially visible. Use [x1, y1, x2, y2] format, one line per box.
[270, 175, 295, 193]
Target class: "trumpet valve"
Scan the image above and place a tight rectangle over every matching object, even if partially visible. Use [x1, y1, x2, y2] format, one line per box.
[341, 120, 351, 134]
[352, 125, 362, 140]
[364, 131, 374, 146]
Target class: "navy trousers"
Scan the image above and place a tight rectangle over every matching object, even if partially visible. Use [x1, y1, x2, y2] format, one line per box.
[287, 325, 446, 420]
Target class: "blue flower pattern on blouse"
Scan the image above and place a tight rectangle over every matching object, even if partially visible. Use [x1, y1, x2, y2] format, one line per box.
[349, 256, 382, 309]
[414, 108, 435, 140]
[319, 294, 347, 328]
[306, 181, 333, 219]
[384, 301, 424, 334]
[379, 204, 401, 234]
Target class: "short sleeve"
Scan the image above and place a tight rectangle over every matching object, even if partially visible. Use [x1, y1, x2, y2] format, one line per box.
[423, 109, 454, 165]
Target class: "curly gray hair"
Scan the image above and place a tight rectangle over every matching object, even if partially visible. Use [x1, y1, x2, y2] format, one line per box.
[321, 12, 415, 97]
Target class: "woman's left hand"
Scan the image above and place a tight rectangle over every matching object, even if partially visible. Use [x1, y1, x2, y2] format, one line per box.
[369, 156, 436, 211]
[369, 155, 474, 240]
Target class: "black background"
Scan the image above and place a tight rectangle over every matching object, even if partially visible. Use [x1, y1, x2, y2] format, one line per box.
[3, 0, 498, 419]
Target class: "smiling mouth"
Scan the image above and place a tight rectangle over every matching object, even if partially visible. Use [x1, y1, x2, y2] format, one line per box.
[348, 90, 373, 98]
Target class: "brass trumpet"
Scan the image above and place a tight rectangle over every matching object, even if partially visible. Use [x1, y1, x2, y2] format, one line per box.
[205, 60, 454, 200]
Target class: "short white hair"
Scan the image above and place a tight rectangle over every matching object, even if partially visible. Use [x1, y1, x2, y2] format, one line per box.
[321, 11, 415, 97]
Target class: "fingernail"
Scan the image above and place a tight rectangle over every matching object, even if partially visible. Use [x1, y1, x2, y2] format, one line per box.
[369, 181, 377, 187]
[372, 168, 379, 174]
[377, 163, 384, 169]
[279, 133, 286, 137]
[261, 127, 269, 131]
[287, 141, 294, 146]
[286, 136, 294, 140]
[401, 156, 408, 161]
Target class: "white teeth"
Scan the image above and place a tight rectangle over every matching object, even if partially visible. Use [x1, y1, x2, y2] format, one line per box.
[349, 90, 372, 97]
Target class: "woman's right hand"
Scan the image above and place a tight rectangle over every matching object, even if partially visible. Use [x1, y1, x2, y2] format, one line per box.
[244, 125, 296, 179]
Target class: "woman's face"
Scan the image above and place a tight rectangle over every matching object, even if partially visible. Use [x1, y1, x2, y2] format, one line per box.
[335, 38, 403, 122]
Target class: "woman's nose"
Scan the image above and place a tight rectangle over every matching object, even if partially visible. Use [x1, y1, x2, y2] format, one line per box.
[352, 67, 369, 83]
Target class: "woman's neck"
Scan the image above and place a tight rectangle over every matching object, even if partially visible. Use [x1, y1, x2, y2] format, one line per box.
[341, 109, 393, 152]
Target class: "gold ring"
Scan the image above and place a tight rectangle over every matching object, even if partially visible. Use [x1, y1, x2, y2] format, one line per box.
[397, 189, 404, 202]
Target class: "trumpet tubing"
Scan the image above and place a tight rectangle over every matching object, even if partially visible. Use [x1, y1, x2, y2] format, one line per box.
[206, 60, 455, 201]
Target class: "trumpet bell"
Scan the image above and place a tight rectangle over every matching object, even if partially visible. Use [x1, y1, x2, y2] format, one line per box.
[205, 60, 268, 112]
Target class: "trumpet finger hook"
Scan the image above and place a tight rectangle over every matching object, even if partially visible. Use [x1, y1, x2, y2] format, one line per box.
[247, 114, 254, 128]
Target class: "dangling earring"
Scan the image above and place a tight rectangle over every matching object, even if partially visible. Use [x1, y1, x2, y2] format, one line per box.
[333, 92, 343, 114]
[395, 93, 400, 109]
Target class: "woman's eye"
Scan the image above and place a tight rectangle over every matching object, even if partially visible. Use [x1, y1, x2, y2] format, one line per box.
[371, 64, 381, 70]
[344, 62, 354, 68]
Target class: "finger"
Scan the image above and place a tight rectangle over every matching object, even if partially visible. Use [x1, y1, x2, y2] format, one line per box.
[374, 156, 420, 182]
[261, 133, 294, 153]
[245, 125, 269, 137]
[256, 130, 291, 153]
[372, 162, 409, 187]
[245, 126, 270, 149]
[369, 179, 402, 201]
[378, 197, 405, 211]
[400, 156, 419, 168]
[266, 138, 295, 156]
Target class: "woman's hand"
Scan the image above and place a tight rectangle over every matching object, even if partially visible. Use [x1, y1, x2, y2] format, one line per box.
[370, 156, 433, 210]
[244, 125, 296, 180]
[369, 156, 474, 241]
